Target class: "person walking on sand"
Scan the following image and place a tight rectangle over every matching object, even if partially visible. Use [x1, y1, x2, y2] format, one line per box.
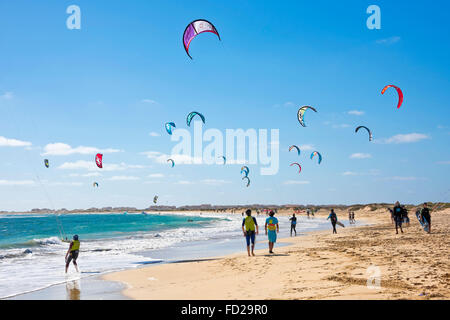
[65, 235, 80, 273]
[392, 201, 404, 234]
[327, 209, 338, 234]
[265, 211, 279, 254]
[289, 213, 297, 236]
[348, 210, 352, 224]
[242, 209, 259, 256]
[351, 212, 356, 224]
[420, 202, 432, 233]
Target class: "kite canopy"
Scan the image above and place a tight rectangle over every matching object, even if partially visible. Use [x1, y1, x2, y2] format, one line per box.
[242, 176, 250, 187]
[241, 166, 249, 176]
[153, 195, 158, 204]
[165, 122, 176, 135]
[95, 153, 103, 169]
[290, 162, 302, 173]
[381, 85, 403, 109]
[289, 145, 301, 156]
[183, 19, 220, 59]
[93, 182, 99, 188]
[186, 111, 205, 126]
[310, 151, 322, 164]
[44, 159, 49, 168]
[297, 106, 317, 127]
[355, 126, 373, 141]
[167, 159, 175, 167]
[220, 156, 226, 165]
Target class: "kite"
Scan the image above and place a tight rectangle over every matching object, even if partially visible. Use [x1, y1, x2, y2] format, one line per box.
[93, 182, 99, 188]
[289, 145, 301, 156]
[183, 19, 220, 59]
[242, 176, 250, 187]
[95, 153, 103, 169]
[220, 156, 226, 165]
[241, 166, 249, 176]
[44, 159, 49, 168]
[355, 126, 373, 141]
[186, 111, 205, 126]
[167, 159, 175, 167]
[290, 162, 302, 173]
[153, 195, 158, 204]
[310, 151, 322, 164]
[297, 106, 317, 127]
[165, 122, 176, 135]
[381, 85, 403, 109]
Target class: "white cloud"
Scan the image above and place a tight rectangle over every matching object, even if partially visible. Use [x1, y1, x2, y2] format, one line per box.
[148, 173, 164, 178]
[68, 172, 101, 178]
[1, 92, 13, 100]
[141, 151, 203, 165]
[0, 179, 35, 186]
[342, 171, 358, 176]
[350, 153, 372, 159]
[42, 143, 122, 156]
[299, 144, 314, 151]
[348, 110, 365, 116]
[332, 124, 351, 129]
[283, 180, 310, 185]
[46, 181, 84, 187]
[384, 176, 418, 181]
[108, 176, 140, 181]
[380, 133, 430, 144]
[0, 136, 32, 147]
[200, 179, 231, 186]
[141, 99, 158, 104]
[376, 36, 401, 45]
[176, 180, 193, 185]
[149, 132, 160, 137]
[58, 160, 146, 172]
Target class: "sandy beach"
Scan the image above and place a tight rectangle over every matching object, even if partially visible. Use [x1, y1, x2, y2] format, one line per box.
[104, 207, 450, 300]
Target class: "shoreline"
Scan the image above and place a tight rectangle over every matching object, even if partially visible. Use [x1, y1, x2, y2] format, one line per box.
[103, 207, 450, 300]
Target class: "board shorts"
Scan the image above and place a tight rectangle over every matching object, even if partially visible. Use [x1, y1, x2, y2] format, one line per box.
[422, 214, 431, 225]
[268, 230, 277, 243]
[394, 216, 403, 226]
[67, 250, 79, 264]
[245, 231, 256, 246]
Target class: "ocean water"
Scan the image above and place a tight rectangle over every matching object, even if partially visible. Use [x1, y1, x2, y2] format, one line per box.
[0, 212, 332, 299]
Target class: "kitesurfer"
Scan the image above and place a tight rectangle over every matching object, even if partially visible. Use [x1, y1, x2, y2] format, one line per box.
[420, 203, 431, 234]
[265, 211, 279, 254]
[65, 235, 80, 273]
[327, 209, 338, 234]
[392, 202, 404, 234]
[289, 213, 297, 236]
[242, 209, 259, 257]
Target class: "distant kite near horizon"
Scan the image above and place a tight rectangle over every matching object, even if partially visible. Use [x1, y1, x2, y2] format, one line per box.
[167, 159, 175, 168]
[44, 159, 49, 168]
[165, 122, 176, 135]
[289, 145, 301, 156]
[290, 162, 302, 173]
[183, 19, 221, 59]
[297, 106, 317, 127]
[95, 153, 103, 169]
[310, 151, 322, 164]
[381, 84, 403, 109]
[186, 111, 205, 126]
[355, 126, 373, 141]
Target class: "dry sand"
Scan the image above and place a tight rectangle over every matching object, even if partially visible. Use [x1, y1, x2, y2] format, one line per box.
[103, 207, 450, 300]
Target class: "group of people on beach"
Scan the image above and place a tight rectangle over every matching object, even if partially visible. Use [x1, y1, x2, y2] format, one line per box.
[389, 202, 431, 234]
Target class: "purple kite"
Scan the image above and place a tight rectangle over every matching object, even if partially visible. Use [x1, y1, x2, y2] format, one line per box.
[183, 19, 220, 59]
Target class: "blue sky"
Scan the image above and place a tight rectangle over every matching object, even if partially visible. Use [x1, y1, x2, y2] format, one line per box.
[0, 0, 449, 211]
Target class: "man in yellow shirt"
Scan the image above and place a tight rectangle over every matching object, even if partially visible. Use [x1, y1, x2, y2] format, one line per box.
[65, 235, 80, 273]
[242, 209, 259, 256]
